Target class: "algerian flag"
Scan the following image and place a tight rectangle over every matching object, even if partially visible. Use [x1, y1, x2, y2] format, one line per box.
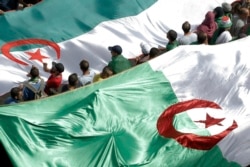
[1, 36, 250, 166]
[0, 0, 233, 96]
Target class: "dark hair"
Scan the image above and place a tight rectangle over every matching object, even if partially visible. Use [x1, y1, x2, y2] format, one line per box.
[182, 21, 191, 33]
[197, 31, 208, 44]
[10, 87, 21, 99]
[167, 30, 178, 41]
[149, 47, 160, 59]
[68, 73, 78, 86]
[101, 66, 113, 78]
[30, 67, 39, 78]
[213, 6, 224, 19]
[79, 60, 89, 72]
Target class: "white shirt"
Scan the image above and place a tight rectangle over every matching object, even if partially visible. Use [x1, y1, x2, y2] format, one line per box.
[79, 69, 95, 86]
[215, 31, 232, 44]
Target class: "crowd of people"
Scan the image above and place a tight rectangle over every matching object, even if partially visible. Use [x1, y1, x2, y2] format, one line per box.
[2, 0, 250, 105]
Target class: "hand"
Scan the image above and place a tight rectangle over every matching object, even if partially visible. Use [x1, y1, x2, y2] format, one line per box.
[0, 10, 4, 15]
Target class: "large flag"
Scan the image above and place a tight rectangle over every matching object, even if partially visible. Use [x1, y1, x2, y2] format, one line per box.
[0, 0, 233, 96]
[1, 36, 250, 166]
[1, 0, 250, 166]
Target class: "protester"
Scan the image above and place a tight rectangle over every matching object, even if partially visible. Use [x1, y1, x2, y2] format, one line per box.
[230, 7, 249, 38]
[4, 87, 23, 104]
[213, 6, 225, 24]
[196, 11, 218, 42]
[178, 21, 197, 45]
[107, 45, 132, 74]
[43, 62, 64, 96]
[159, 29, 179, 53]
[136, 42, 152, 64]
[22, 66, 45, 101]
[240, 23, 250, 35]
[210, 16, 233, 44]
[191, 31, 209, 45]
[78, 59, 96, 86]
[222, 2, 233, 21]
[61, 73, 80, 93]
[93, 66, 113, 82]
[149, 47, 160, 60]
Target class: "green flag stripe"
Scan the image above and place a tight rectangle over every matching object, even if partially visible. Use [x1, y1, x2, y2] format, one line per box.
[0, 62, 242, 166]
[0, 0, 157, 47]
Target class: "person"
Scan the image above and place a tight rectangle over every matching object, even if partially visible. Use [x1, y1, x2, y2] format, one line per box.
[191, 31, 209, 45]
[61, 73, 80, 93]
[242, 0, 250, 22]
[222, 2, 233, 21]
[136, 42, 152, 64]
[230, 7, 249, 38]
[93, 66, 113, 82]
[4, 87, 23, 104]
[210, 16, 233, 45]
[78, 59, 96, 86]
[240, 22, 250, 35]
[178, 21, 197, 45]
[22, 66, 45, 101]
[213, 6, 225, 24]
[149, 47, 160, 60]
[159, 29, 179, 53]
[43, 61, 64, 96]
[107, 45, 132, 74]
[196, 11, 218, 42]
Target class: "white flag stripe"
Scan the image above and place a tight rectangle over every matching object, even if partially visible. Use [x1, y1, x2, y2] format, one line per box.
[149, 37, 250, 166]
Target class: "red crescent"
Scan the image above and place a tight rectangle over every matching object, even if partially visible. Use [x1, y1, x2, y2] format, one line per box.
[157, 99, 238, 150]
[1, 38, 60, 65]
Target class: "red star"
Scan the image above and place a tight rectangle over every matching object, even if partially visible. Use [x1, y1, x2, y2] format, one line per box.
[195, 113, 225, 128]
[26, 49, 48, 63]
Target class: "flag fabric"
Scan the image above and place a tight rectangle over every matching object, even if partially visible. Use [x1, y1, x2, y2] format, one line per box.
[0, 0, 233, 96]
[1, 0, 250, 166]
[1, 36, 250, 166]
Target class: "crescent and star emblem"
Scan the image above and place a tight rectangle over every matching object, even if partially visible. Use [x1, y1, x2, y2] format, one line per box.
[1, 38, 61, 65]
[157, 99, 238, 150]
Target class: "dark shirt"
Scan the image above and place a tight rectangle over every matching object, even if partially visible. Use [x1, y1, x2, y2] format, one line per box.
[4, 97, 18, 104]
[0, 0, 19, 11]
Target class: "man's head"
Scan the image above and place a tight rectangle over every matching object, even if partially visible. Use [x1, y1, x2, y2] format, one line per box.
[239, 8, 249, 20]
[222, 2, 232, 13]
[101, 66, 113, 79]
[167, 30, 178, 42]
[10, 87, 23, 101]
[197, 31, 208, 44]
[79, 60, 89, 72]
[68, 73, 79, 87]
[149, 47, 160, 59]
[108, 45, 122, 56]
[182, 21, 191, 34]
[51, 62, 64, 74]
[28, 66, 39, 79]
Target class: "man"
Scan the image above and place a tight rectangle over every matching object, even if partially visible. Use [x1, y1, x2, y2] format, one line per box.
[22, 66, 45, 101]
[61, 73, 80, 93]
[78, 59, 95, 86]
[178, 21, 197, 45]
[43, 62, 64, 96]
[4, 87, 23, 104]
[108, 45, 132, 74]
